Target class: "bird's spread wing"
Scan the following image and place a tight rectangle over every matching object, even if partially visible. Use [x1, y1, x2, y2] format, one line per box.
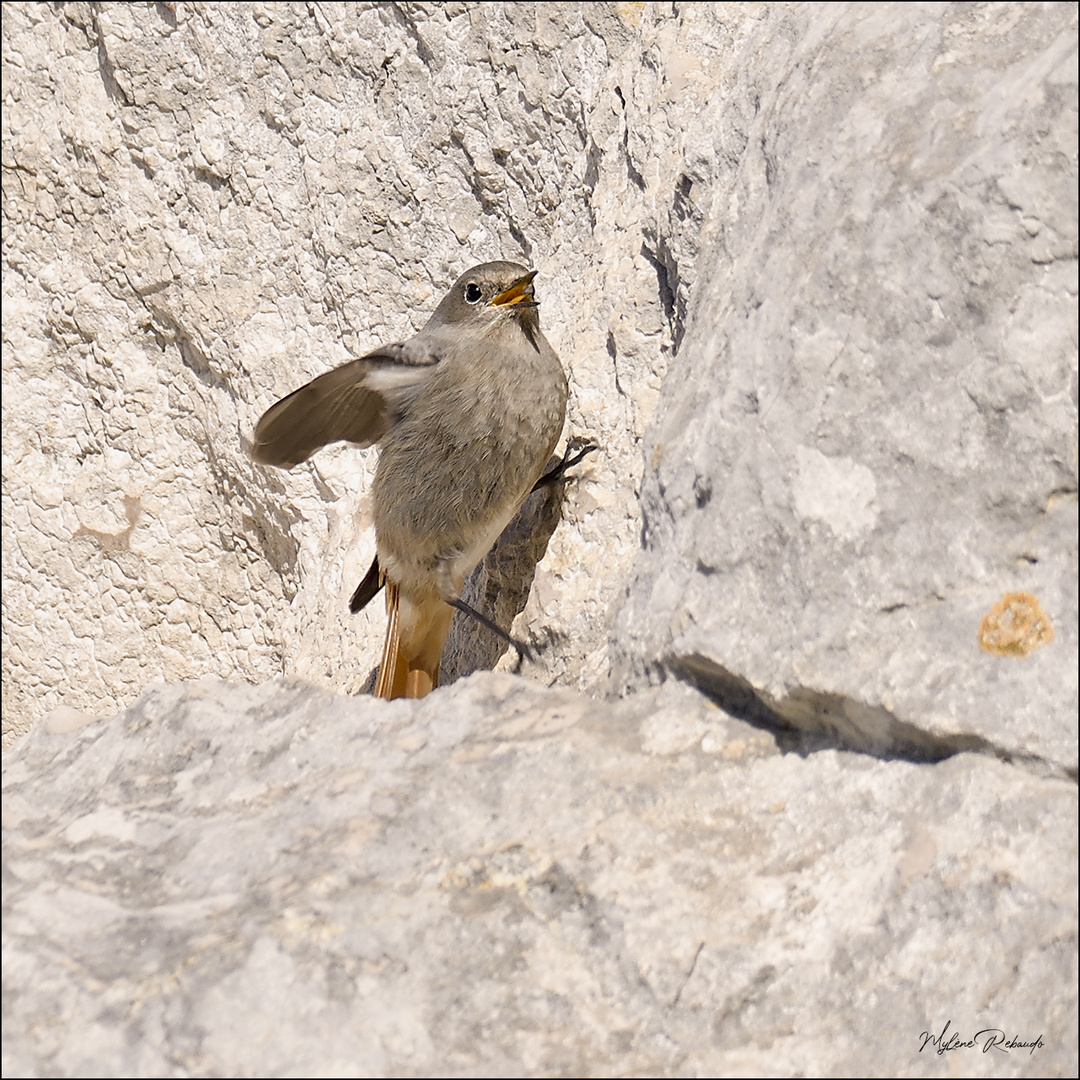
[251, 340, 440, 468]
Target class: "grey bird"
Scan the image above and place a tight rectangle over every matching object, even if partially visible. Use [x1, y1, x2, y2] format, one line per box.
[251, 261, 568, 699]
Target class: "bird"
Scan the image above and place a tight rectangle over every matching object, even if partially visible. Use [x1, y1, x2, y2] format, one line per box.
[251, 261, 568, 699]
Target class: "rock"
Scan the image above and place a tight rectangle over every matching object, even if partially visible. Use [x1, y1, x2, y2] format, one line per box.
[611, 3, 1079, 771]
[3, 678, 1074, 1076]
[3, 1, 681, 736]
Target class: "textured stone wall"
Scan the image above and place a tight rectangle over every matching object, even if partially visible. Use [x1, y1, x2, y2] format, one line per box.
[612, 2, 1079, 769]
[5, 1, 716, 738]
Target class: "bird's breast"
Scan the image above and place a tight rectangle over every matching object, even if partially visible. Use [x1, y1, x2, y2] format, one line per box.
[371, 326, 566, 596]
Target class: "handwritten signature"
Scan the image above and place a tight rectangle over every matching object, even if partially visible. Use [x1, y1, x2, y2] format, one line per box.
[920, 1021, 1044, 1056]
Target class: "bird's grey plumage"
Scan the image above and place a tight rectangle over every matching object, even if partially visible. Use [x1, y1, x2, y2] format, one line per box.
[252, 260, 568, 698]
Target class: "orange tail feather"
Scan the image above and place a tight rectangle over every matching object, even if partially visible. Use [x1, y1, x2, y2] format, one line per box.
[376, 583, 453, 700]
[375, 580, 404, 699]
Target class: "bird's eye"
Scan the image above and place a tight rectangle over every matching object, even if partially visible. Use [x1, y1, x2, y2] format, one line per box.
[464, 283, 483, 304]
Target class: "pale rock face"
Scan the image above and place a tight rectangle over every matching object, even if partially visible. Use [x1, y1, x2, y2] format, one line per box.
[3, 678, 1076, 1076]
[611, 3, 1078, 768]
[3, 3, 1077, 1076]
[4, 1, 690, 735]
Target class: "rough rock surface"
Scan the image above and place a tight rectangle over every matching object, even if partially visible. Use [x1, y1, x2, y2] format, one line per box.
[4, 678, 1075, 1077]
[612, 1, 1079, 773]
[4, 0, 688, 736]
[3, 2, 1077, 1077]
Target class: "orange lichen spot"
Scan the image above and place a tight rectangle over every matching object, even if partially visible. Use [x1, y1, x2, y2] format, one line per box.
[978, 592, 1054, 657]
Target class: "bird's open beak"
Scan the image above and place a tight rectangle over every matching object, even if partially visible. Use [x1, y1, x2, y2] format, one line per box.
[491, 271, 538, 307]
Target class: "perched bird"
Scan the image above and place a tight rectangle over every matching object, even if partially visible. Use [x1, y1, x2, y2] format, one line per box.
[252, 261, 568, 699]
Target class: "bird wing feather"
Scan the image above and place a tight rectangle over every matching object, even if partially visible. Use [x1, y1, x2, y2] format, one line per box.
[251, 341, 440, 468]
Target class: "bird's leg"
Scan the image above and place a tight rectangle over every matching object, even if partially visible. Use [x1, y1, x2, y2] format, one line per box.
[531, 437, 599, 491]
[450, 598, 535, 663]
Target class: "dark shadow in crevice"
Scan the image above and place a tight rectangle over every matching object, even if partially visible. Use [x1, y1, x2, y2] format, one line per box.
[667, 653, 1075, 781]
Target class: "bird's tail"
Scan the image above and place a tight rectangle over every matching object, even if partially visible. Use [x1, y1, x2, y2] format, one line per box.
[375, 581, 453, 699]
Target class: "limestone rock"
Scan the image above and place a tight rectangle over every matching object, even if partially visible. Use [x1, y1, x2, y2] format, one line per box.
[3, 1, 689, 738]
[611, 3, 1079, 772]
[3, 678, 1074, 1076]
